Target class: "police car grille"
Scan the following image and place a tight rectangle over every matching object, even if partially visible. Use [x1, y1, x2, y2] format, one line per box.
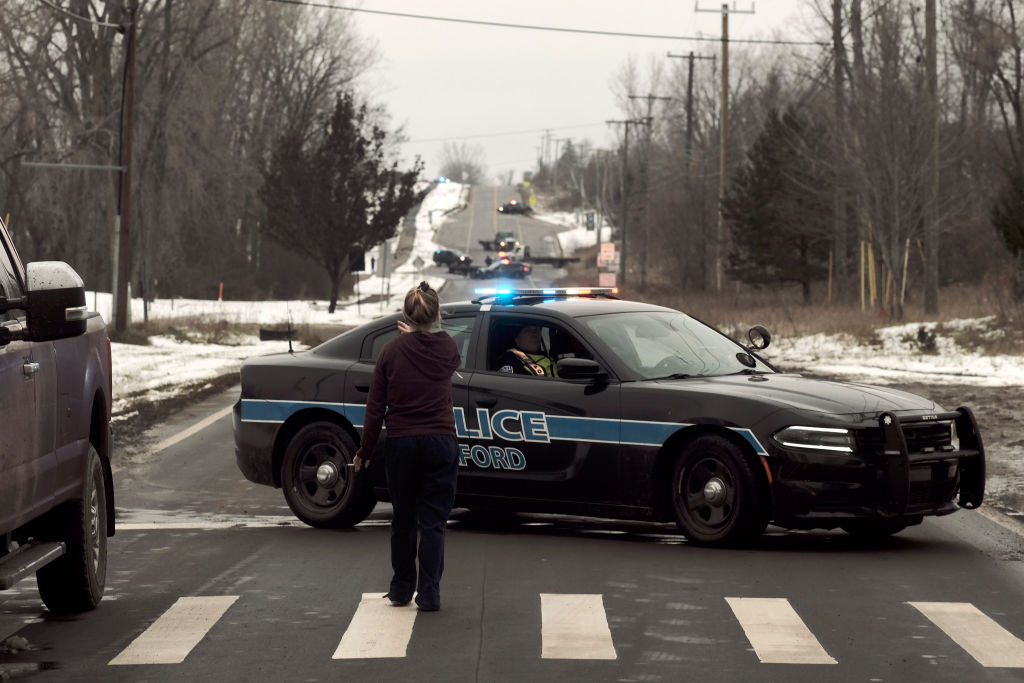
[855, 420, 954, 458]
[908, 467, 959, 507]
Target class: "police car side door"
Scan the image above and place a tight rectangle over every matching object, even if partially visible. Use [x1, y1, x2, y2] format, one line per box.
[460, 312, 622, 509]
[345, 313, 478, 493]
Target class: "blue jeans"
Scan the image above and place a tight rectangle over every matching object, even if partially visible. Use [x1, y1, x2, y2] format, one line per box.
[384, 434, 459, 610]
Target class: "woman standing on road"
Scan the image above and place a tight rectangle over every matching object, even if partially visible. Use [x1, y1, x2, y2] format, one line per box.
[353, 281, 461, 612]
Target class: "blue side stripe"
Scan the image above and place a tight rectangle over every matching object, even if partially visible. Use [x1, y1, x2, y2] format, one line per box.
[731, 428, 769, 456]
[546, 416, 620, 443]
[240, 399, 366, 427]
[620, 420, 685, 446]
[239, 399, 768, 454]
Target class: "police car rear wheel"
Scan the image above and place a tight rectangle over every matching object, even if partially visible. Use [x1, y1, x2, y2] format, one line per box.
[670, 435, 767, 546]
[281, 422, 376, 528]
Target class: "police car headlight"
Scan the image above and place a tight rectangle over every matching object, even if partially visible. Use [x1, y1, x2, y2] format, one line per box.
[773, 426, 854, 453]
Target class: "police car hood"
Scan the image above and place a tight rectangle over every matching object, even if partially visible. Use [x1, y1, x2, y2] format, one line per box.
[664, 373, 939, 416]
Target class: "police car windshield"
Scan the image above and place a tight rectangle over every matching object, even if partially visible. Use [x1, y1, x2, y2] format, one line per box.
[581, 311, 773, 379]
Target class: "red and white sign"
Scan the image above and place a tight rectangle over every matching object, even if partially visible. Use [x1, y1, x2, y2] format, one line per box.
[598, 272, 616, 287]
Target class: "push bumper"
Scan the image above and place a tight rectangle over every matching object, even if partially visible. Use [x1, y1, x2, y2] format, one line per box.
[770, 407, 985, 526]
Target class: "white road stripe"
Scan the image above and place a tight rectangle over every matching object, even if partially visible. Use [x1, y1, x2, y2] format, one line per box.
[910, 601, 1024, 667]
[540, 593, 617, 660]
[333, 592, 417, 659]
[109, 596, 238, 665]
[150, 405, 232, 455]
[725, 597, 837, 664]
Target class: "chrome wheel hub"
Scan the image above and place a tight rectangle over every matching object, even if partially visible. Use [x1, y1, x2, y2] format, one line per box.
[316, 462, 339, 487]
[703, 478, 727, 506]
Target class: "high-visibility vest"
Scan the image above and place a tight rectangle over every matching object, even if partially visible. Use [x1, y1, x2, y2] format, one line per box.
[508, 348, 556, 377]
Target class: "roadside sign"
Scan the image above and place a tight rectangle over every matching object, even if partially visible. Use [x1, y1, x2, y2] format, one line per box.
[413, 255, 425, 270]
[599, 272, 616, 287]
[597, 242, 615, 266]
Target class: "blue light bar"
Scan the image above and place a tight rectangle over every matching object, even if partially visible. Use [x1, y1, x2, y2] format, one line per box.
[473, 287, 618, 297]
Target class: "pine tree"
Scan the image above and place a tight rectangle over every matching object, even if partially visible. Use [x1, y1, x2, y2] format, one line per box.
[260, 92, 424, 312]
[722, 108, 831, 303]
[991, 168, 1024, 299]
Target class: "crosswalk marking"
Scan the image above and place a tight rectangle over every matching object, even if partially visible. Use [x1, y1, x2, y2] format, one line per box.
[108, 595, 238, 665]
[909, 601, 1024, 667]
[540, 593, 617, 660]
[333, 593, 417, 659]
[725, 597, 837, 664]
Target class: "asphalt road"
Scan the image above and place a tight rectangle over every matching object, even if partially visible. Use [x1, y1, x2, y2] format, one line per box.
[435, 185, 572, 302]
[4, 385, 1024, 682]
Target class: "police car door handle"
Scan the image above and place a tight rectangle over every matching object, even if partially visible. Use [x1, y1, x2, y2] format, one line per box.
[354, 383, 370, 393]
[476, 398, 497, 408]
[23, 362, 40, 377]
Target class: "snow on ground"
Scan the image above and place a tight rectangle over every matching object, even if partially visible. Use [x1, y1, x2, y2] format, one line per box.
[766, 318, 1024, 387]
[532, 210, 613, 253]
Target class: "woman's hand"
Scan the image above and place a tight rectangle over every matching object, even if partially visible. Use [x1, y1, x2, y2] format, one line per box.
[397, 320, 413, 334]
[353, 450, 370, 472]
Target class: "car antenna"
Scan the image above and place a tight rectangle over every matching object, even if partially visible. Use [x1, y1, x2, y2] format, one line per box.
[286, 312, 295, 354]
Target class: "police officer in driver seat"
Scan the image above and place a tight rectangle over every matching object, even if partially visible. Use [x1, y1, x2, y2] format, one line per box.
[496, 324, 557, 377]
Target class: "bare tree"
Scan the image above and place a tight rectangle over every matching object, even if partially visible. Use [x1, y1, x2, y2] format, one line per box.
[438, 141, 486, 184]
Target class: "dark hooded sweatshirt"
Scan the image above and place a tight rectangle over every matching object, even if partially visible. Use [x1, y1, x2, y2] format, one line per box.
[359, 330, 461, 460]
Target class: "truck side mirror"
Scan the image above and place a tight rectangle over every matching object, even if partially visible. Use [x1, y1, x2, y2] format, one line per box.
[24, 261, 89, 342]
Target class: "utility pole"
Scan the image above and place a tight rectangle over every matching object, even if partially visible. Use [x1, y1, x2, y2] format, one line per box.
[114, 0, 138, 333]
[667, 52, 716, 162]
[607, 118, 649, 288]
[552, 137, 572, 192]
[924, 0, 940, 314]
[831, 0, 847, 304]
[628, 94, 672, 289]
[696, 1, 754, 292]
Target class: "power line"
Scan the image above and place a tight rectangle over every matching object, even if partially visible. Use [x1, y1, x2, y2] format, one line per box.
[409, 122, 606, 144]
[264, 0, 828, 47]
[36, 0, 122, 29]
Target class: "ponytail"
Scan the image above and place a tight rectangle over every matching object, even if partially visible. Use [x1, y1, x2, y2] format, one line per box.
[404, 281, 440, 328]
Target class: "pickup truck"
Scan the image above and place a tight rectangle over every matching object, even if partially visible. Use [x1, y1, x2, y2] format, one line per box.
[0, 217, 114, 613]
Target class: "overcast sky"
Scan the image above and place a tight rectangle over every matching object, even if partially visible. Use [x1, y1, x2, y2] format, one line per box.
[346, 0, 824, 183]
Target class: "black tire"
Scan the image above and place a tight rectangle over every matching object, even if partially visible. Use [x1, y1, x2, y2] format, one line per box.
[670, 434, 768, 546]
[840, 518, 910, 539]
[37, 444, 107, 613]
[281, 421, 376, 528]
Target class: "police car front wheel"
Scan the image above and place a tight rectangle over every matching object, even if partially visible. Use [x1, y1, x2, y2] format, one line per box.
[670, 434, 768, 546]
[281, 422, 376, 528]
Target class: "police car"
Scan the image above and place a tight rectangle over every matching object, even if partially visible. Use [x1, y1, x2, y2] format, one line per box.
[232, 287, 985, 546]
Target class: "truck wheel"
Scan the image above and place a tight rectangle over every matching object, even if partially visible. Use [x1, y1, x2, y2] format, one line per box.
[670, 435, 767, 547]
[281, 422, 376, 528]
[36, 445, 107, 613]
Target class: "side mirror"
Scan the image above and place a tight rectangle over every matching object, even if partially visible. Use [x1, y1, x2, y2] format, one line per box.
[556, 357, 608, 381]
[747, 325, 771, 351]
[24, 261, 89, 342]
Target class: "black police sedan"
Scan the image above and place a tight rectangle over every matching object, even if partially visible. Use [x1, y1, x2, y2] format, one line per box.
[470, 258, 532, 279]
[232, 287, 984, 546]
[497, 199, 531, 214]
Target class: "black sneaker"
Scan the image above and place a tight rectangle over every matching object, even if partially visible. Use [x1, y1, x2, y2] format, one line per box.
[384, 593, 410, 607]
